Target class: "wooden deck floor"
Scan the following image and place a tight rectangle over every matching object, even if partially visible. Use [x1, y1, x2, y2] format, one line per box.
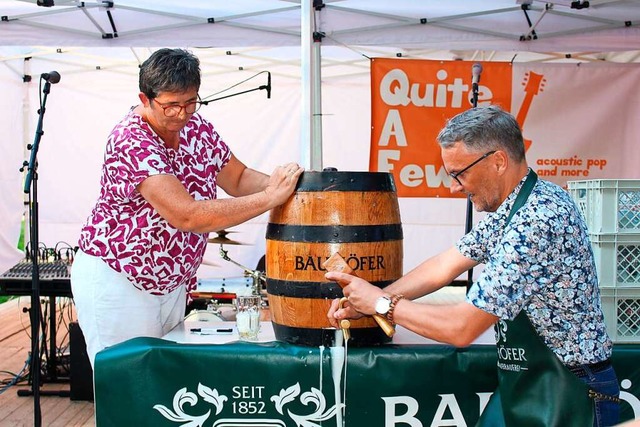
[0, 297, 94, 426]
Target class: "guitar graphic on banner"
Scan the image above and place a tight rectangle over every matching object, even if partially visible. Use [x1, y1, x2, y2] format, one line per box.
[516, 71, 546, 152]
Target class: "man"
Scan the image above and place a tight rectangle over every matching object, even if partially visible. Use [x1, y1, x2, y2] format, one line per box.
[327, 105, 619, 426]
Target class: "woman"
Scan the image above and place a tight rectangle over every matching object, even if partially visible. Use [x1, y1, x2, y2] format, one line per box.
[71, 48, 303, 367]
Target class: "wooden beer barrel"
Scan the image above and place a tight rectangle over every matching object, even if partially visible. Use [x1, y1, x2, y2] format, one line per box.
[266, 170, 403, 347]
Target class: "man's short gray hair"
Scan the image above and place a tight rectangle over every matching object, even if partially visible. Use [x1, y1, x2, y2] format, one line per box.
[436, 105, 526, 162]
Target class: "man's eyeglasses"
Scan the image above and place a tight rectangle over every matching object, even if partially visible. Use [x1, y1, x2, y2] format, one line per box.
[448, 150, 496, 185]
[152, 98, 202, 117]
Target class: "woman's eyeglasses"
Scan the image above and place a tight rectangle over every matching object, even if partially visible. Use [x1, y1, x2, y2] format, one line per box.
[152, 99, 203, 117]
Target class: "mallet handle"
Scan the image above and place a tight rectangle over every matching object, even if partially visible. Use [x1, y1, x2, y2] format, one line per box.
[323, 253, 395, 337]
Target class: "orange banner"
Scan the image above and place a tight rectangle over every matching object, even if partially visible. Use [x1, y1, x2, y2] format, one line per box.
[369, 58, 513, 198]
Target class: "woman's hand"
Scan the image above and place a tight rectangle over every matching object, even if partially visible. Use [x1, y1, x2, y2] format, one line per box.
[264, 163, 303, 207]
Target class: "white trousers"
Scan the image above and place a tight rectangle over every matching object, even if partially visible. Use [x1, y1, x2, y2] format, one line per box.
[70, 249, 186, 368]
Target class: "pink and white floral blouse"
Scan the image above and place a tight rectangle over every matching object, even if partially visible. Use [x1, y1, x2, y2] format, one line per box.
[79, 109, 231, 295]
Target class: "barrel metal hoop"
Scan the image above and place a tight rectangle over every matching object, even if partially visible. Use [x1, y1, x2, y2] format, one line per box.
[266, 278, 396, 298]
[266, 224, 403, 243]
[270, 322, 391, 347]
[295, 171, 397, 192]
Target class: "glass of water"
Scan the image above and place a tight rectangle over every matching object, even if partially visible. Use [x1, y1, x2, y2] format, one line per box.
[235, 295, 261, 341]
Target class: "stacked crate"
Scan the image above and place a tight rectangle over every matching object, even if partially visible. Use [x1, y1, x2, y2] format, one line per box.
[568, 179, 640, 343]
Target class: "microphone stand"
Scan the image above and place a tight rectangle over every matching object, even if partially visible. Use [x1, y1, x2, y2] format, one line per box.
[19, 78, 54, 427]
[465, 78, 480, 293]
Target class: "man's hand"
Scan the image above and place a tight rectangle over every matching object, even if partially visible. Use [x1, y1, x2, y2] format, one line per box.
[325, 271, 385, 328]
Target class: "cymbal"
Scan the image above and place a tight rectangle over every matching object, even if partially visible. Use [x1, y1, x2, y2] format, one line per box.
[207, 236, 249, 245]
[208, 229, 249, 245]
[214, 229, 236, 237]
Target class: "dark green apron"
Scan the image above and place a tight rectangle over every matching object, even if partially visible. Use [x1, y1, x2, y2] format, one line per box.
[476, 171, 594, 427]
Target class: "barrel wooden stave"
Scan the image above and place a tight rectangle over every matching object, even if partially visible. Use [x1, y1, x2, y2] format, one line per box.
[270, 191, 401, 226]
[266, 240, 402, 283]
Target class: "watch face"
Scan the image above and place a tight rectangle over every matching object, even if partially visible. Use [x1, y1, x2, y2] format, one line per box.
[375, 296, 391, 314]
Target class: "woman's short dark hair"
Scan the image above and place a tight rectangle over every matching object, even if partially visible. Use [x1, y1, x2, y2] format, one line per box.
[139, 48, 201, 99]
[436, 105, 526, 162]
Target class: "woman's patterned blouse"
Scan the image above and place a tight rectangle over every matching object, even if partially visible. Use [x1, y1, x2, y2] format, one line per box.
[79, 110, 231, 295]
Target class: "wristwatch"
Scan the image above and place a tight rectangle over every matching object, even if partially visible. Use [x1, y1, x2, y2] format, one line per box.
[375, 295, 392, 315]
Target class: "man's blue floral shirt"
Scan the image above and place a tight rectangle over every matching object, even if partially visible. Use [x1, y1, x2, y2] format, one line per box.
[458, 172, 612, 365]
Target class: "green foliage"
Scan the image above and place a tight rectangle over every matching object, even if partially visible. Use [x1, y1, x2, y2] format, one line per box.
[19, 217, 25, 251]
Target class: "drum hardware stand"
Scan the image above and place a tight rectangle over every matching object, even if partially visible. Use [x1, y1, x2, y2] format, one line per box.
[205, 298, 220, 313]
[206, 300, 224, 317]
[204, 298, 234, 318]
[186, 295, 236, 321]
[218, 246, 266, 297]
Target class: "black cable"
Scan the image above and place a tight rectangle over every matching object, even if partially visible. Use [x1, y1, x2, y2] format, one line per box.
[53, 241, 74, 262]
[38, 300, 49, 378]
[55, 298, 73, 375]
[0, 357, 30, 395]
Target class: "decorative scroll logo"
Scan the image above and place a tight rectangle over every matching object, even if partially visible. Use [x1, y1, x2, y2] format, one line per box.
[153, 383, 225, 426]
[153, 382, 343, 427]
[496, 320, 508, 344]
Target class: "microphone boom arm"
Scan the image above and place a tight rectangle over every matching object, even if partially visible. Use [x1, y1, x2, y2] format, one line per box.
[201, 85, 268, 104]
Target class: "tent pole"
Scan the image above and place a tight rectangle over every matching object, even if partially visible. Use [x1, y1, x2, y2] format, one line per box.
[311, 34, 323, 171]
[301, 0, 312, 169]
[301, 0, 323, 171]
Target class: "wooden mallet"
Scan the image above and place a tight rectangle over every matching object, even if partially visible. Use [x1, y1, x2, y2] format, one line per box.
[322, 252, 395, 337]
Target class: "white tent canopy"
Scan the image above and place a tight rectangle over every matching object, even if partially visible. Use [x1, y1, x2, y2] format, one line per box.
[1, 0, 640, 279]
[3, 0, 640, 54]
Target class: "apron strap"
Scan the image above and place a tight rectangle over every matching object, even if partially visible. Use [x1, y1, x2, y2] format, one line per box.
[506, 170, 537, 225]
